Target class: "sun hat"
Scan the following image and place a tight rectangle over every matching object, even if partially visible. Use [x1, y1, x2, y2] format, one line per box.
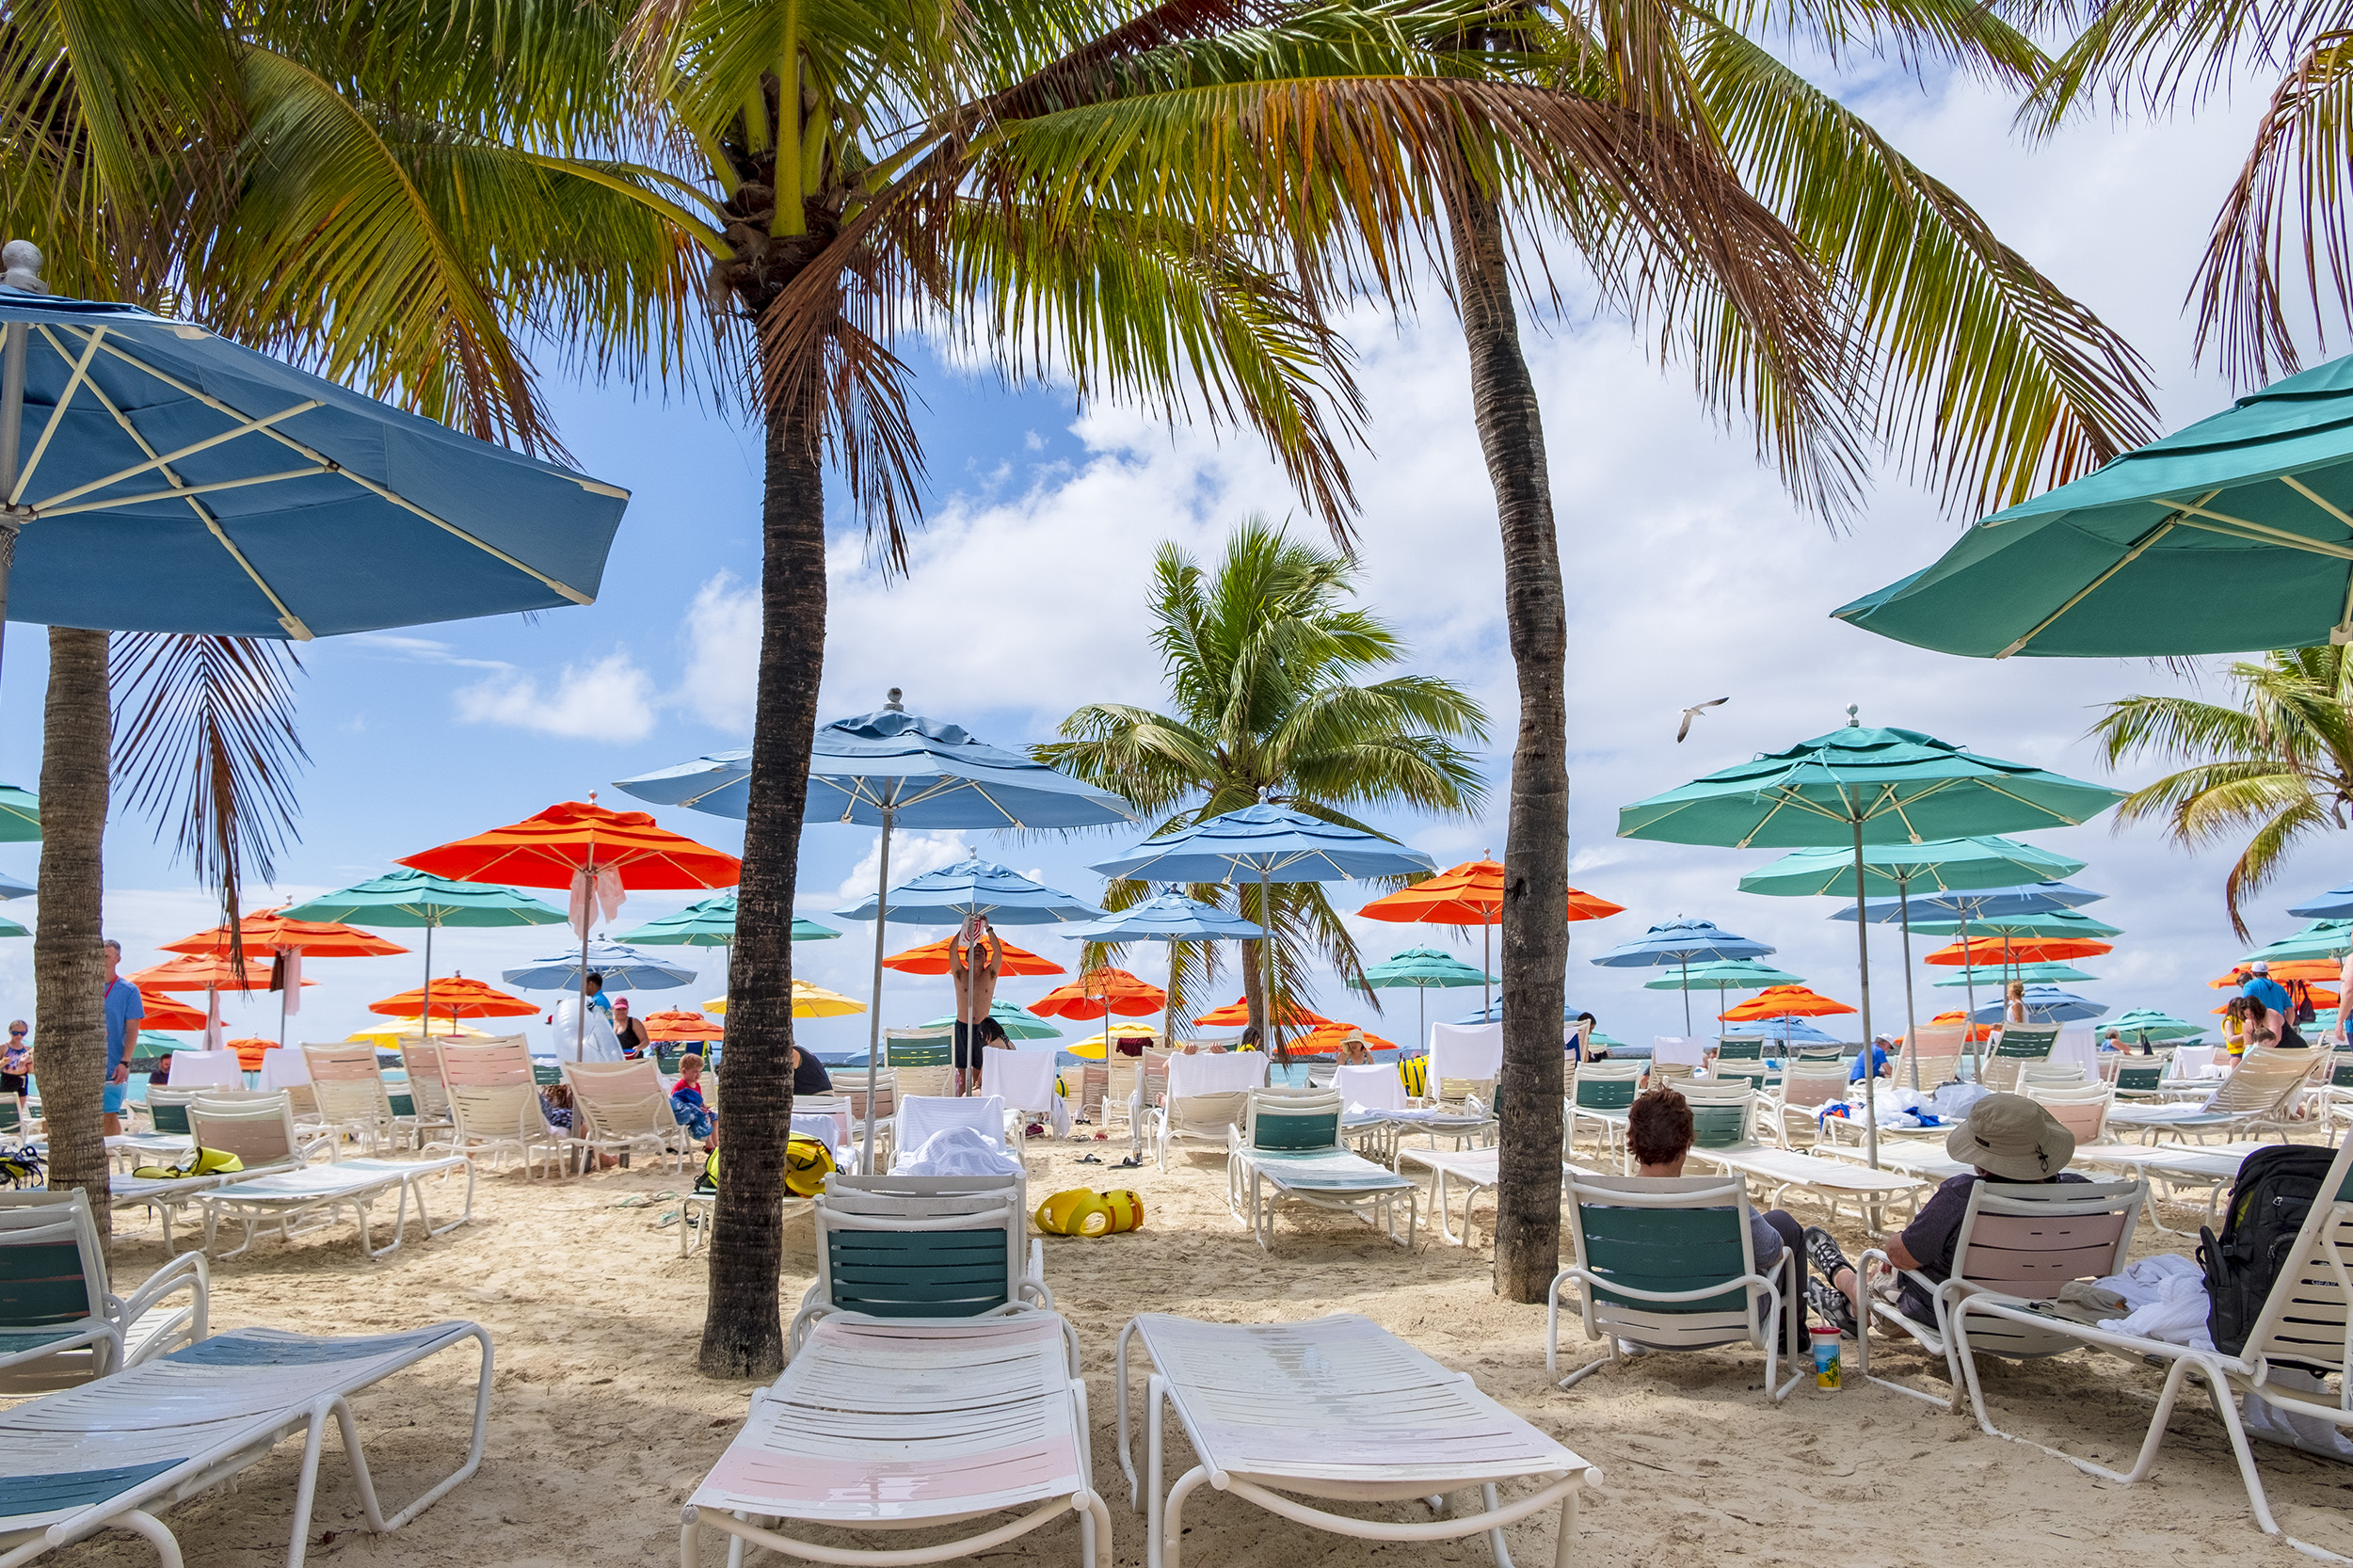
[1945, 1092, 2074, 1181]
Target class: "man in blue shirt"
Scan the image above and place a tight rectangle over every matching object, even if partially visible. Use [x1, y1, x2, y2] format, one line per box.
[101, 939, 144, 1135]
[2239, 961, 2302, 1048]
[1849, 1033, 1894, 1083]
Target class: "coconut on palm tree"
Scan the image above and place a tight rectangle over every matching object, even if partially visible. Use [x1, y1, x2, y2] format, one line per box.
[1038, 520, 1487, 1042]
[2089, 646, 2353, 939]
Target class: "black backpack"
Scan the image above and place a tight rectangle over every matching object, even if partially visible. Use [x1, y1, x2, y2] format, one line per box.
[2199, 1144, 2337, 1358]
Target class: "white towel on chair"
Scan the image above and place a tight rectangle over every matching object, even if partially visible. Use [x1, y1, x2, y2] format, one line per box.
[1430, 1022, 1503, 1083]
[895, 1126, 1024, 1176]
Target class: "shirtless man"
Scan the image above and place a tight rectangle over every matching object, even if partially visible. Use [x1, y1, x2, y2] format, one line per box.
[949, 918, 1003, 1095]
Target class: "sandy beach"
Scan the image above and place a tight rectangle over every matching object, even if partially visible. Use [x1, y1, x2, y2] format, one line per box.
[49, 1128, 2353, 1568]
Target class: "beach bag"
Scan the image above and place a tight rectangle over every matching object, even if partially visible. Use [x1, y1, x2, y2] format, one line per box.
[1033, 1188, 1145, 1237]
[132, 1147, 243, 1180]
[1400, 1056, 1429, 1098]
[783, 1135, 835, 1199]
[2201, 1144, 2336, 1357]
[695, 1148, 719, 1194]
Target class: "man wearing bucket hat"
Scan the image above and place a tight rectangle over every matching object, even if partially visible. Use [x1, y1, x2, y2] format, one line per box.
[1799, 1094, 2087, 1337]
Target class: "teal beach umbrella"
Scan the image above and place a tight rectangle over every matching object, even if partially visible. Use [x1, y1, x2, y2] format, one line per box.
[912, 999, 1063, 1042]
[1363, 947, 1497, 1047]
[1931, 962, 2097, 986]
[1620, 712, 2123, 1164]
[2105, 1007, 2207, 1048]
[1642, 958, 1804, 1039]
[619, 892, 840, 996]
[0, 784, 34, 842]
[2239, 919, 2353, 964]
[1834, 353, 2353, 658]
[280, 868, 565, 1037]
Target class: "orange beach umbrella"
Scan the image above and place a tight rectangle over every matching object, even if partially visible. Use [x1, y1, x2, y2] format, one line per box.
[1288, 1020, 1401, 1055]
[1029, 968, 1165, 1020]
[1923, 935, 2112, 966]
[1357, 856, 1624, 1017]
[1721, 984, 1857, 1021]
[223, 1036, 275, 1071]
[368, 975, 538, 1021]
[1930, 1009, 1996, 1044]
[2210, 961, 2343, 985]
[136, 989, 207, 1032]
[129, 953, 290, 991]
[882, 935, 1065, 976]
[642, 1008, 724, 1042]
[162, 910, 408, 960]
[1193, 997, 1340, 1031]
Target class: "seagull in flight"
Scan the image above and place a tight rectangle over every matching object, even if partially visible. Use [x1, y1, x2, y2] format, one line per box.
[1676, 697, 1729, 743]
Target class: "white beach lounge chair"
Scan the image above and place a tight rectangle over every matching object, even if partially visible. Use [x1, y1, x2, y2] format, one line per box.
[2101, 1046, 2323, 1144]
[983, 1048, 1068, 1144]
[788, 1174, 1049, 1352]
[1889, 1023, 1969, 1093]
[2022, 1080, 2116, 1145]
[300, 1044, 401, 1156]
[1852, 1176, 2145, 1408]
[109, 1091, 331, 1246]
[438, 1037, 568, 1176]
[1396, 1144, 1588, 1245]
[1548, 1172, 1805, 1401]
[198, 1154, 475, 1261]
[1942, 1132, 2353, 1557]
[1773, 1059, 1851, 1146]
[889, 1094, 1016, 1173]
[0, 1320, 490, 1568]
[1116, 1311, 1598, 1568]
[562, 1058, 693, 1172]
[1684, 1140, 1928, 1234]
[1426, 1021, 1502, 1106]
[396, 1040, 456, 1147]
[682, 1312, 1105, 1568]
[2068, 1140, 2270, 1232]
[0, 1192, 207, 1388]
[1226, 1091, 1417, 1249]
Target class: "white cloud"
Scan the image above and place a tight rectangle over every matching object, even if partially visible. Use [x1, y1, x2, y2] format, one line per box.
[455, 651, 658, 741]
[676, 571, 760, 732]
[813, 830, 974, 914]
[344, 632, 514, 672]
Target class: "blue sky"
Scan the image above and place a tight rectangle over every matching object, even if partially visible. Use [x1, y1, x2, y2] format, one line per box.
[0, 59, 2327, 1056]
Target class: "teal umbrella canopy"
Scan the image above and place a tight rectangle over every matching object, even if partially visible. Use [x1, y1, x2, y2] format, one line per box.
[1642, 959, 1803, 990]
[2241, 919, 2353, 964]
[1620, 721, 2126, 849]
[0, 916, 26, 938]
[1834, 353, 2353, 658]
[911, 999, 1062, 1042]
[1738, 836, 2087, 898]
[1908, 907, 2123, 940]
[618, 891, 840, 947]
[1932, 962, 2097, 986]
[280, 868, 566, 929]
[1363, 948, 1497, 989]
[2105, 1007, 2208, 1043]
[0, 784, 33, 843]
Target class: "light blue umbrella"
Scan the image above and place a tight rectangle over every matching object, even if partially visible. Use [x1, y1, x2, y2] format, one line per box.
[1733, 1016, 1842, 1047]
[2289, 882, 2353, 920]
[836, 858, 1106, 928]
[1091, 803, 1436, 1051]
[614, 693, 1132, 1167]
[0, 283, 629, 647]
[1056, 892, 1266, 1049]
[1591, 918, 1776, 1032]
[1968, 985, 2108, 1025]
[0, 870, 30, 899]
[1453, 1000, 1594, 1025]
[502, 939, 696, 993]
[1830, 881, 2105, 923]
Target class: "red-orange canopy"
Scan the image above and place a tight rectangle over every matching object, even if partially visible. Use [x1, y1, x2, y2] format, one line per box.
[400, 799, 742, 891]
[1357, 858, 1625, 925]
[136, 989, 207, 1031]
[882, 936, 1065, 976]
[129, 953, 310, 992]
[1930, 1010, 1996, 1044]
[2209, 962, 2344, 986]
[224, 1036, 274, 1071]
[2213, 986, 2338, 1013]
[1923, 935, 2114, 966]
[642, 1008, 724, 1042]
[162, 910, 408, 959]
[1029, 968, 1165, 1019]
[368, 975, 538, 1020]
[1192, 997, 1339, 1029]
[1721, 984, 1857, 1021]
[1288, 1020, 1402, 1055]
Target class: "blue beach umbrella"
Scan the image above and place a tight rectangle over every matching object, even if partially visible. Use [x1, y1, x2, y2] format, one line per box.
[1735, 1016, 1842, 1047]
[1830, 881, 2105, 924]
[0, 283, 629, 648]
[614, 692, 1132, 1167]
[2289, 882, 2353, 920]
[502, 939, 696, 994]
[1451, 1000, 1595, 1025]
[835, 858, 1106, 928]
[0, 869, 31, 899]
[1590, 918, 1776, 1033]
[1057, 892, 1266, 1051]
[1091, 803, 1436, 1051]
[1968, 986, 2108, 1025]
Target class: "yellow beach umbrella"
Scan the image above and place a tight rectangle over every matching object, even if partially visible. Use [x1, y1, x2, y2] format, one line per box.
[346, 1017, 496, 1047]
[1060, 1022, 1169, 1061]
[705, 980, 867, 1019]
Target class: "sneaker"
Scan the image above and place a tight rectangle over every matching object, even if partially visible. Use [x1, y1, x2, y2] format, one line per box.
[1806, 1277, 1858, 1338]
[1801, 1224, 1849, 1282]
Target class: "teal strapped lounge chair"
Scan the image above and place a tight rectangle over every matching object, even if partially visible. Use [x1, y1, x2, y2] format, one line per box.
[1548, 1172, 1803, 1401]
[1226, 1090, 1418, 1249]
[1566, 1062, 1645, 1167]
[0, 1190, 208, 1388]
[1982, 1026, 2059, 1092]
[788, 1174, 1052, 1355]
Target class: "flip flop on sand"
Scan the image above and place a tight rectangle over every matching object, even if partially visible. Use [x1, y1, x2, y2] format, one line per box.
[612, 1191, 679, 1208]
[653, 1210, 681, 1229]
[1113, 1155, 1143, 1169]
[1075, 1153, 1103, 1164]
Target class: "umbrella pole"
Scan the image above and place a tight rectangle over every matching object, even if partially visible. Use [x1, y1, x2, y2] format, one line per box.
[0, 247, 40, 687]
[1681, 955, 1691, 1034]
[421, 924, 434, 1047]
[1481, 922, 1492, 1024]
[1260, 867, 1280, 1061]
[1163, 940, 1178, 1055]
[862, 808, 893, 1173]
[1961, 911, 1980, 1080]
[1849, 818, 1878, 1171]
[1899, 881, 1920, 1092]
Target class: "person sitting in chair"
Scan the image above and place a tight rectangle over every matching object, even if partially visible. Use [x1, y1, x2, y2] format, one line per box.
[1626, 1088, 1805, 1344]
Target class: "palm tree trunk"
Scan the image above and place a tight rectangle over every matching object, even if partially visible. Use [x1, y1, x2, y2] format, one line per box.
[1449, 181, 1568, 1304]
[697, 373, 824, 1380]
[36, 629, 112, 1237]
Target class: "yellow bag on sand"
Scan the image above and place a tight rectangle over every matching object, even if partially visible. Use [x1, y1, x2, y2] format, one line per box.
[1034, 1188, 1144, 1237]
[133, 1147, 243, 1180]
[783, 1135, 836, 1199]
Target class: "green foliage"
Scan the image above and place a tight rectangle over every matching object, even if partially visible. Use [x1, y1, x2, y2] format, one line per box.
[2089, 646, 2353, 938]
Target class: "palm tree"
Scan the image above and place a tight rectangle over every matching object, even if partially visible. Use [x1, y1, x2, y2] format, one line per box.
[1423, 5, 2164, 1302]
[2089, 646, 2353, 939]
[1038, 520, 1487, 1039]
[3, 0, 692, 1226]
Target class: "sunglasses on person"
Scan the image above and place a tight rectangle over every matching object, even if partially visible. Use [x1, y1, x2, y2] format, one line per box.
[6, 1028, 22, 1036]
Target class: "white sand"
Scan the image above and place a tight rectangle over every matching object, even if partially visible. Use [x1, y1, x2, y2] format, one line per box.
[54, 1128, 2353, 1567]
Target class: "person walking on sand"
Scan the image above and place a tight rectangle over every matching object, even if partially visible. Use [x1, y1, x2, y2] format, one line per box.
[101, 939, 143, 1137]
[949, 918, 1002, 1096]
[0, 1019, 28, 1125]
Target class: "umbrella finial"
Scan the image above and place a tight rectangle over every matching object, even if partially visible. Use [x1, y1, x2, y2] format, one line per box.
[885, 687, 904, 711]
[1, 242, 42, 295]
[1846, 704, 1859, 727]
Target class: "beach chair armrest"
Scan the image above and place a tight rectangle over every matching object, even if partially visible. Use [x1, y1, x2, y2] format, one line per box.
[115, 1249, 210, 1353]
